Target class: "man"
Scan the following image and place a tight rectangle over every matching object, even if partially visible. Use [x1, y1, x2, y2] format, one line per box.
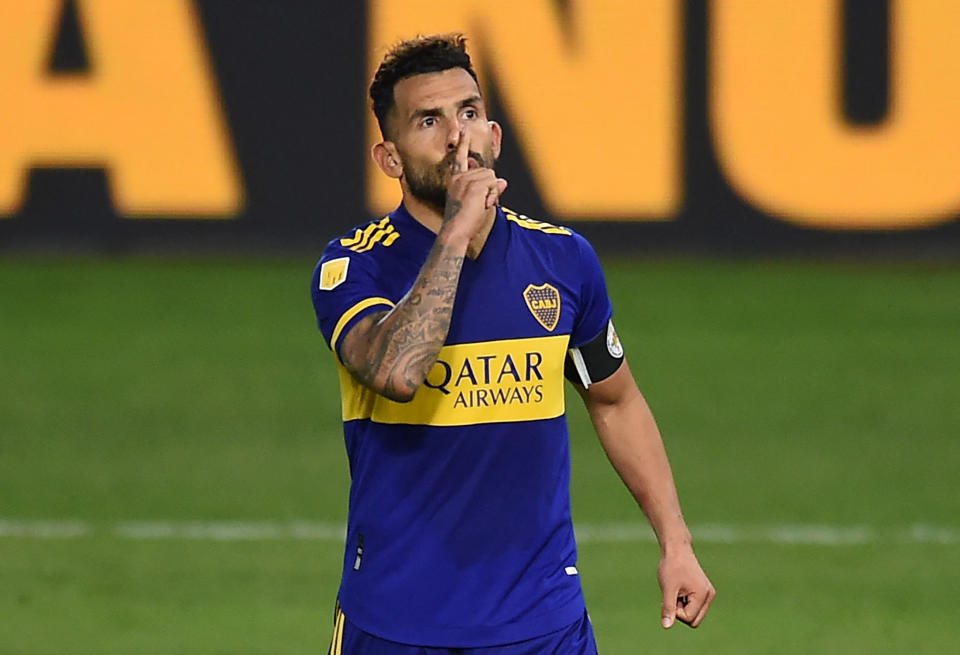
[312, 34, 714, 654]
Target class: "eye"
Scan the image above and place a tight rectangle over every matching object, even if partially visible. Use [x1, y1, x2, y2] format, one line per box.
[420, 116, 437, 128]
[462, 108, 478, 120]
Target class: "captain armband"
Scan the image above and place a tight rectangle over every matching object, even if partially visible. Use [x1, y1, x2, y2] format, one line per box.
[564, 320, 625, 388]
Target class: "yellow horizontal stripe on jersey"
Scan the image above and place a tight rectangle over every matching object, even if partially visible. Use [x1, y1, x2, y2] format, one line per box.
[339, 335, 570, 426]
[331, 296, 395, 356]
[338, 360, 378, 423]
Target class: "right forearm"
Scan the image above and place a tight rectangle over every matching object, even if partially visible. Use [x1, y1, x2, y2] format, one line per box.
[349, 230, 468, 401]
[342, 128, 505, 401]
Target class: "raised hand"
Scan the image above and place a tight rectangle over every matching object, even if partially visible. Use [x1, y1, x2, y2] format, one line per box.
[442, 127, 508, 245]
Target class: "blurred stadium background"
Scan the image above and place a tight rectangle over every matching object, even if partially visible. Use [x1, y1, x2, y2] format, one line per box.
[1, 1, 958, 652]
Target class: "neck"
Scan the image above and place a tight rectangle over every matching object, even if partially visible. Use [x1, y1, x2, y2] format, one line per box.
[403, 193, 497, 260]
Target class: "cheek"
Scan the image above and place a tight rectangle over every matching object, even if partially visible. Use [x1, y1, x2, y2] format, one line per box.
[474, 126, 499, 157]
[402, 135, 447, 165]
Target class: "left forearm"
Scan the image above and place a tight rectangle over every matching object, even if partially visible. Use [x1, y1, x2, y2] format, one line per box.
[580, 360, 715, 627]
[587, 383, 691, 554]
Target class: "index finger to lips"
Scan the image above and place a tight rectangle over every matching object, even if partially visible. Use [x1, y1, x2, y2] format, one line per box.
[455, 127, 470, 174]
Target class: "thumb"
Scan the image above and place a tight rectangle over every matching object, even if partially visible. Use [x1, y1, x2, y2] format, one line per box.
[661, 588, 678, 629]
[497, 178, 508, 194]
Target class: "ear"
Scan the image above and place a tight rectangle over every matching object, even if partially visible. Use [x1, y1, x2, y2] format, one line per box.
[372, 141, 403, 179]
[488, 121, 503, 160]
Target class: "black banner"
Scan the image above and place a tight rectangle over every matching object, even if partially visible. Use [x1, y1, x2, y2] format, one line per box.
[1, 0, 958, 255]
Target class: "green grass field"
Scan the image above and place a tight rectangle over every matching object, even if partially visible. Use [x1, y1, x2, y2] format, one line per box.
[1, 257, 958, 653]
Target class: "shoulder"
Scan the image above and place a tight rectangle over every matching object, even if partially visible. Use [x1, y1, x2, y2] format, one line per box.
[311, 215, 400, 294]
[314, 214, 405, 278]
[501, 206, 573, 237]
[325, 215, 403, 258]
[501, 206, 596, 258]
[335, 215, 403, 255]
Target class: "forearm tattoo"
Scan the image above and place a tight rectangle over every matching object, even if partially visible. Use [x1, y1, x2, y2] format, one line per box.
[342, 236, 465, 400]
[443, 199, 462, 224]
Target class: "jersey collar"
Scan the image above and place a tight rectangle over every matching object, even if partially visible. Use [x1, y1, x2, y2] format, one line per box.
[392, 202, 507, 261]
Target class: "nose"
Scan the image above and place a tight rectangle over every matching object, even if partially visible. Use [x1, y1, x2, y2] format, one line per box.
[446, 121, 463, 152]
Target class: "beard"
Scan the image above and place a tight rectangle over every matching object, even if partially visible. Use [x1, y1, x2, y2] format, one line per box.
[401, 146, 497, 214]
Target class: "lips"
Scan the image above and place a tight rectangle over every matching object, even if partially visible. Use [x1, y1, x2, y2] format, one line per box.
[443, 153, 485, 173]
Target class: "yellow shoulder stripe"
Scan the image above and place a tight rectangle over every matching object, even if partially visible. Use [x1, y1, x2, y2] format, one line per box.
[354, 224, 399, 253]
[340, 217, 387, 248]
[340, 217, 401, 253]
[331, 296, 395, 356]
[502, 207, 571, 235]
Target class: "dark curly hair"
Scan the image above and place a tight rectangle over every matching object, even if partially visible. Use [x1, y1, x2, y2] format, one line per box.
[370, 33, 479, 139]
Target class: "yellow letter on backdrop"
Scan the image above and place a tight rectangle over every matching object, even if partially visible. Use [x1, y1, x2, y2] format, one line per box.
[712, 0, 960, 228]
[367, 0, 680, 220]
[0, 0, 243, 217]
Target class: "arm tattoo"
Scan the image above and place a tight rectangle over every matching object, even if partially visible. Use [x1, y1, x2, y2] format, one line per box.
[443, 200, 462, 224]
[341, 237, 466, 401]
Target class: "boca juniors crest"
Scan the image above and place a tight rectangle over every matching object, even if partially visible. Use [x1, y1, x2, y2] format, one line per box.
[523, 283, 561, 331]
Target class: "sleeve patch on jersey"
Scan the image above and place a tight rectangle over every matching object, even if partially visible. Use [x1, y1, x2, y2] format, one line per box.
[319, 257, 350, 291]
[606, 321, 623, 358]
[564, 320, 624, 388]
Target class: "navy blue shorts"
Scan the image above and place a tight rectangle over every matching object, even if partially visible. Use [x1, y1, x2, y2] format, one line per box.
[327, 603, 599, 654]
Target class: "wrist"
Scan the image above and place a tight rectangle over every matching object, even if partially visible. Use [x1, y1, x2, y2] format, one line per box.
[436, 222, 472, 250]
[658, 528, 694, 557]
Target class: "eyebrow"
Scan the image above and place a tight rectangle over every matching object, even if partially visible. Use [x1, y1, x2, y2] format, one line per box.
[409, 95, 483, 123]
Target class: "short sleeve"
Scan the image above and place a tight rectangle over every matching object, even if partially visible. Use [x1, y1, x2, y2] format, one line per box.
[311, 242, 395, 359]
[569, 233, 614, 348]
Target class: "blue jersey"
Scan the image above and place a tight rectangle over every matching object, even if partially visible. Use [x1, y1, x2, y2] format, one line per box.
[311, 203, 613, 648]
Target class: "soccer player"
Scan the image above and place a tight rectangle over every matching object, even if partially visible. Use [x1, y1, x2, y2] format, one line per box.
[312, 33, 715, 654]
